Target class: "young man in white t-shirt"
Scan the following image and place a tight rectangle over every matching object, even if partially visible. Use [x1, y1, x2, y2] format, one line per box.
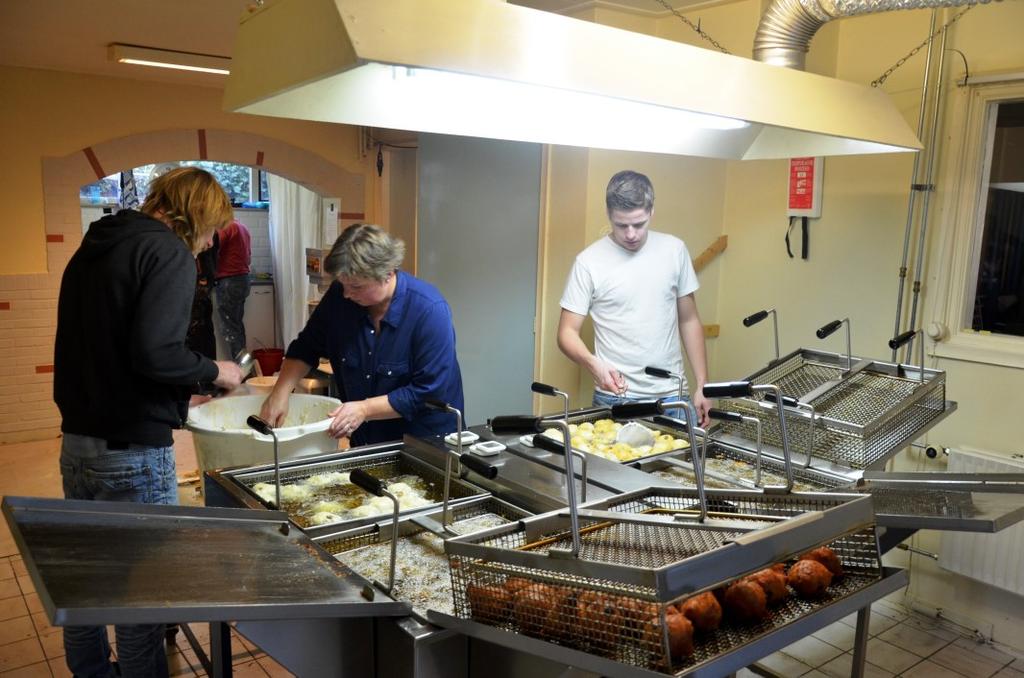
[558, 170, 711, 426]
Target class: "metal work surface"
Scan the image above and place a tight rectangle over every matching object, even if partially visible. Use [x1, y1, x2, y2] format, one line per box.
[2, 496, 408, 627]
[430, 567, 908, 678]
[850, 475, 1024, 532]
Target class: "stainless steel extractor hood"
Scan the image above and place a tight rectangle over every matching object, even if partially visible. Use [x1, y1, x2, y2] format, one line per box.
[223, 0, 922, 160]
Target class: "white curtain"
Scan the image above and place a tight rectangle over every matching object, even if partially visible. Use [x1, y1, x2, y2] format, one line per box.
[267, 173, 322, 349]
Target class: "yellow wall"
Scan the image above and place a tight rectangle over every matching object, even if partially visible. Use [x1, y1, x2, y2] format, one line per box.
[555, 0, 1024, 645]
[0, 65, 375, 275]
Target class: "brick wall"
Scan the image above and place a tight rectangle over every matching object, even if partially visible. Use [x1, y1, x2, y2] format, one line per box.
[0, 128, 364, 444]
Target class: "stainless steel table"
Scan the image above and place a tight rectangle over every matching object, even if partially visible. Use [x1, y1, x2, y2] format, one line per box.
[2, 496, 408, 677]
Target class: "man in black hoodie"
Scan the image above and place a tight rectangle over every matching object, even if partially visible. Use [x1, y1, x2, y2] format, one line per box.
[54, 167, 242, 678]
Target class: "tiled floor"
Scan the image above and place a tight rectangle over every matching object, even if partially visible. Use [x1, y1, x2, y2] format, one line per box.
[2, 434, 1023, 677]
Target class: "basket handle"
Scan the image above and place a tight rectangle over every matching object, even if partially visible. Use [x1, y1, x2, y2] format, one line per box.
[459, 453, 499, 480]
[743, 310, 769, 327]
[350, 468, 385, 497]
[489, 415, 543, 434]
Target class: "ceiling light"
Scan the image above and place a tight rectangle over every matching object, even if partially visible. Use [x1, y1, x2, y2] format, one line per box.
[224, 0, 921, 160]
[109, 44, 231, 76]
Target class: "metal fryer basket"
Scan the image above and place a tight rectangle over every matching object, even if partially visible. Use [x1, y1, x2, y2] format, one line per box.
[637, 441, 847, 492]
[447, 511, 882, 674]
[719, 350, 948, 469]
[225, 449, 488, 529]
[313, 497, 532, 617]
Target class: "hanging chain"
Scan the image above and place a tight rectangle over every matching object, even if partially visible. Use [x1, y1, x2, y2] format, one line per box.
[650, 0, 731, 54]
[871, 6, 973, 87]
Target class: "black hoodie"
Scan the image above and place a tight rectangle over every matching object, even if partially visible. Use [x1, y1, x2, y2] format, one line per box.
[54, 210, 219, 446]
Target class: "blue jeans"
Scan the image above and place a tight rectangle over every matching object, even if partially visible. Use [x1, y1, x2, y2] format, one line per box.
[592, 390, 692, 423]
[60, 434, 175, 678]
[216, 274, 250, 358]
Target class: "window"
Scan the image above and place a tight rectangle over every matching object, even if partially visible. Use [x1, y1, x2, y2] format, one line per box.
[933, 80, 1024, 368]
[80, 162, 264, 207]
[969, 101, 1024, 337]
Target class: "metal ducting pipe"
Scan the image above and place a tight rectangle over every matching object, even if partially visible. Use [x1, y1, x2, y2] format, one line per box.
[753, 0, 989, 69]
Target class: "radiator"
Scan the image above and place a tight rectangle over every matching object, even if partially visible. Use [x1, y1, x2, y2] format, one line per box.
[937, 448, 1024, 596]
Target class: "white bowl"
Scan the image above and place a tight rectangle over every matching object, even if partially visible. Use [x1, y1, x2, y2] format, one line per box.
[186, 394, 340, 475]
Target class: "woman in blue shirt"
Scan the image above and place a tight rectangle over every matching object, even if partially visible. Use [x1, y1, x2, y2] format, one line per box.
[260, 224, 464, 444]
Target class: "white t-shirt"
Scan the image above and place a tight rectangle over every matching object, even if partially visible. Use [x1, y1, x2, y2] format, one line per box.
[560, 231, 699, 398]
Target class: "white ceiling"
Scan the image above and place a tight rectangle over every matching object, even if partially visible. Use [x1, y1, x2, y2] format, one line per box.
[0, 0, 697, 88]
[0, 0, 251, 88]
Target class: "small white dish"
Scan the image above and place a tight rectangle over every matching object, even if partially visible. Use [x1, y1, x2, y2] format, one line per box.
[444, 430, 480, 446]
[470, 440, 505, 456]
[519, 434, 536, 448]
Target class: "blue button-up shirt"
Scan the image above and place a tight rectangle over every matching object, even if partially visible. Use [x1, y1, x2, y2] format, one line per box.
[286, 271, 465, 445]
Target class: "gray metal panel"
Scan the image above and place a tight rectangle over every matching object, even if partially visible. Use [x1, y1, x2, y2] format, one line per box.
[2, 497, 408, 626]
[417, 134, 541, 425]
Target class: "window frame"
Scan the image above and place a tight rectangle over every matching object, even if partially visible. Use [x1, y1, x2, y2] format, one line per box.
[932, 79, 1024, 369]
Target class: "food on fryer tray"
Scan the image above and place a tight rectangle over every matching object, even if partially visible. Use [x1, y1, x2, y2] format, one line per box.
[574, 591, 625, 655]
[641, 612, 695, 659]
[252, 482, 314, 504]
[799, 546, 843, 579]
[304, 471, 351, 488]
[308, 511, 345, 526]
[723, 580, 769, 623]
[744, 566, 790, 607]
[679, 591, 722, 632]
[251, 472, 432, 526]
[513, 584, 557, 635]
[541, 420, 688, 462]
[787, 559, 833, 599]
[466, 583, 512, 624]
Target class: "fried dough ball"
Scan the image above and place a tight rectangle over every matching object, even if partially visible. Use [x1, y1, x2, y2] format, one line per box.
[745, 567, 790, 607]
[466, 583, 512, 624]
[679, 591, 723, 632]
[574, 591, 626, 655]
[800, 546, 843, 578]
[723, 580, 769, 623]
[513, 584, 556, 635]
[544, 587, 578, 642]
[641, 613, 695, 660]
[788, 559, 833, 599]
[616, 597, 660, 630]
[504, 576, 533, 596]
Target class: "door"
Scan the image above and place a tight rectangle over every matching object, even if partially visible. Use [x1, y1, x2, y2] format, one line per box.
[417, 134, 542, 425]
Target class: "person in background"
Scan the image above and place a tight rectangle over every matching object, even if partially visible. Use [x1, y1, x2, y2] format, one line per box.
[557, 170, 711, 426]
[215, 219, 252, 358]
[54, 167, 243, 678]
[260, 224, 464, 444]
[188, 233, 219, 360]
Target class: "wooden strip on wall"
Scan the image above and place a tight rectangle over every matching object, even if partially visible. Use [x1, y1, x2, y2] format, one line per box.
[0, 302, 10, 311]
[255, 151, 264, 166]
[82, 147, 105, 180]
[693, 235, 728, 273]
[339, 212, 364, 220]
[704, 324, 720, 338]
[198, 129, 208, 160]
[35, 365, 54, 374]
[46, 234, 64, 243]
